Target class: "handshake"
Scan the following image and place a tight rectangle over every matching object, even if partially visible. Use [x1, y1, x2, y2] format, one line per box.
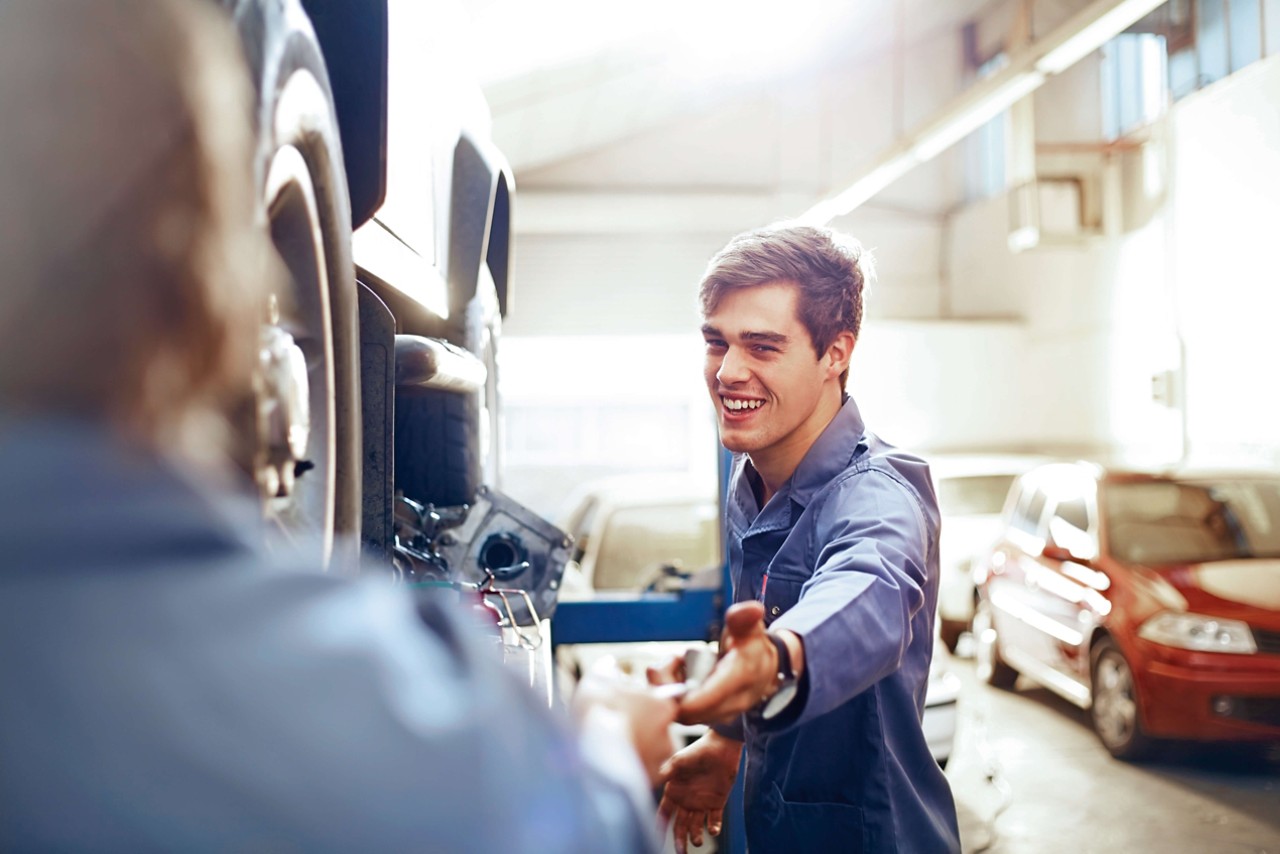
[571, 601, 802, 787]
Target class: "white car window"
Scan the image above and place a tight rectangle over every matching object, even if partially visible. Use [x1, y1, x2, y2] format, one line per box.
[594, 502, 719, 590]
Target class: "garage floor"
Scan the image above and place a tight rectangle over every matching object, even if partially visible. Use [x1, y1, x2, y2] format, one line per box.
[945, 656, 1280, 853]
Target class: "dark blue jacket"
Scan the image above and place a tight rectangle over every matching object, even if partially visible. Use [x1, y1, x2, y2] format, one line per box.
[720, 397, 960, 853]
[0, 420, 655, 853]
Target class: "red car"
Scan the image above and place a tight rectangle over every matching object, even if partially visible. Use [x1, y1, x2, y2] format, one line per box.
[972, 462, 1280, 759]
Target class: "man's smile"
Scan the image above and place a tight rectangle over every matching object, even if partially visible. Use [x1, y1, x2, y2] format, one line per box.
[719, 395, 766, 420]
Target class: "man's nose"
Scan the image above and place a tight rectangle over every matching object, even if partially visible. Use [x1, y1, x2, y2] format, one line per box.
[717, 346, 749, 385]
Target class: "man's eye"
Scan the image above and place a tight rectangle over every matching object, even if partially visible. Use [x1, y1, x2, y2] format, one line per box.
[752, 344, 778, 353]
[705, 340, 727, 351]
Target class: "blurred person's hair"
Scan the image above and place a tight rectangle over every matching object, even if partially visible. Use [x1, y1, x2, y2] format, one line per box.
[0, 0, 273, 457]
[698, 224, 874, 388]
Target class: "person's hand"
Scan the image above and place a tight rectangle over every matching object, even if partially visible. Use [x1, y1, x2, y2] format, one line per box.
[645, 651, 687, 689]
[658, 730, 743, 854]
[571, 675, 678, 786]
[675, 601, 798, 725]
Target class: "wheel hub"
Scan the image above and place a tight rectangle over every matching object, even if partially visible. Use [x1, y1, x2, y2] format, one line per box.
[255, 297, 311, 499]
[1093, 655, 1136, 746]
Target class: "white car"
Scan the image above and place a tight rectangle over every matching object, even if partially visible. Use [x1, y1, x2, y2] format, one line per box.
[556, 473, 720, 595]
[555, 473, 960, 768]
[928, 453, 1054, 652]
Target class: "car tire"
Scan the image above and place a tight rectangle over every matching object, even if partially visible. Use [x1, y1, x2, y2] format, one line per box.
[394, 265, 501, 507]
[974, 598, 1018, 689]
[239, 0, 360, 565]
[1090, 636, 1157, 761]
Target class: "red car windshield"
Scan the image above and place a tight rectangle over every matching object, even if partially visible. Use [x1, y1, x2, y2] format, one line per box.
[1106, 479, 1280, 565]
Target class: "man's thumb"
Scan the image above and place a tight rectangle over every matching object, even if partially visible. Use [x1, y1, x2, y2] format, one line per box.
[724, 600, 765, 638]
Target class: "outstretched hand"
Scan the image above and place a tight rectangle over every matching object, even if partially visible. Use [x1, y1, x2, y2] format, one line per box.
[572, 675, 678, 787]
[657, 731, 743, 854]
[673, 601, 782, 725]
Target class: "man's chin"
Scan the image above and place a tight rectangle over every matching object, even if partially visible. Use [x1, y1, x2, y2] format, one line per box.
[716, 430, 756, 454]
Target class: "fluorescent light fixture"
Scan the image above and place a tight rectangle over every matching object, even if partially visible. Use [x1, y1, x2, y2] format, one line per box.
[912, 71, 1044, 162]
[799, 154, 918, 224]
[1035, 0, 1167, 75]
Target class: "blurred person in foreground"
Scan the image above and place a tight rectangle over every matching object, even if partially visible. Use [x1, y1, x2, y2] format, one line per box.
[0, 1, 672, 851]
[649, 226, 961, 852]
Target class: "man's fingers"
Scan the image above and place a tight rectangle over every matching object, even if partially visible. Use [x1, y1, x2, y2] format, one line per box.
[673, 809, 699, 854]
[709, 807, 724, 836]
[675, 667, 735, 723]
[657, 793, 674, 827]
[676, 651, 760, 723]
[645, 656, 685, 687]
[724, 600, 766, 639]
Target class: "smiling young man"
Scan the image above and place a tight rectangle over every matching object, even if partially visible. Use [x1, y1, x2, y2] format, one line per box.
[650, 224, 960, 853]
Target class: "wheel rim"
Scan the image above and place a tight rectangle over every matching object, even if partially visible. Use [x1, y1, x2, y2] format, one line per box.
[1093, 650, 1138, 749]
[974, 601, 998, 682]
[260, 143, 336, 559]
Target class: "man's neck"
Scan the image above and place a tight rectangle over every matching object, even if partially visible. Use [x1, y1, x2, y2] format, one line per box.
[747, 390, 844, 506]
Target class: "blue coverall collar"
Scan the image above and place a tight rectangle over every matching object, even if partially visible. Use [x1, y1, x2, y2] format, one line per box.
[727, 395, 868, 534]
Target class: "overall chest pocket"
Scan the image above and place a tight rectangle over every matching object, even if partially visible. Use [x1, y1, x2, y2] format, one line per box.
[761, 573, 805, 627]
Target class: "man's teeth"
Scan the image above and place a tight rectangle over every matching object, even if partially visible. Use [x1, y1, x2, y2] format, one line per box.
[723, 398, 763, 411]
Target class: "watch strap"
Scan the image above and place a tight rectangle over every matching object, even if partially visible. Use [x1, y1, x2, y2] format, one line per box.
[767, 632, 794, 682]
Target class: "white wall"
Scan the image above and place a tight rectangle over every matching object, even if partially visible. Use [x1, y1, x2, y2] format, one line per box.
[1169, 57, 1280, 466]
[498, 321, 1033, 518]
[943, 54, 1280, 470]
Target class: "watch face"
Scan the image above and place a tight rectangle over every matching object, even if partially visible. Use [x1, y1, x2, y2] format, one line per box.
[761, 681, 799, 719]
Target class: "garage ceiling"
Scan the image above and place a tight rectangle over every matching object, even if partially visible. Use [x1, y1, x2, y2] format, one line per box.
[470, 0, 1080, 176]
[465, 1, 1157, 222]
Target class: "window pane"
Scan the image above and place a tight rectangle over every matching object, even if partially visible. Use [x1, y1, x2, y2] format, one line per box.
[1168, 46, 1199, 98]
[1105, 479, 1280, 564]
[965, 53, 1009, 201]
[1055, 496, 1090, 532]
[594, 501, 719, 590]
[1230, 0, 1262, 71]
[1265, 0, 1280, 55]
[938, 475, 1017, 517]
[1014, 489, 1047, 535]
[1198, 0, 1230, 85]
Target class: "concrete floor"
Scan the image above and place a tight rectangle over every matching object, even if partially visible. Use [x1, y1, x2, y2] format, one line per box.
[945, 655, 1280, 853]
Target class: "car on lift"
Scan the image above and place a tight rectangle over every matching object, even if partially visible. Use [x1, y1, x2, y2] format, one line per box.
[972, 461, 1280, 759]
[208, 0, 567, 678]
[929, 453, 1054, 652]
[556, 473, 961, 768]
[215, 0, 514, 555]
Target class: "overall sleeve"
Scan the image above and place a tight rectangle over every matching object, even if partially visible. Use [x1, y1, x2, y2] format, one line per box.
[768, 468, 932, 728]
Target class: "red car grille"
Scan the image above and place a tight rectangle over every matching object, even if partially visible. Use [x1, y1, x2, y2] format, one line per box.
[1254, 628, 1280, 656]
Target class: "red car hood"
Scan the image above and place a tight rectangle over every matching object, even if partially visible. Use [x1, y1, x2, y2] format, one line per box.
[1156, 559, 1280, 630]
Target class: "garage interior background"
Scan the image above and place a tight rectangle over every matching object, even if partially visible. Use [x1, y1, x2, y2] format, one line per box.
[459, 0, 1280, 519]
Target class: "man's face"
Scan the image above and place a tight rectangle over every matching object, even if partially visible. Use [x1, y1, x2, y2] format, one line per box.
[701, 281, 845, 465]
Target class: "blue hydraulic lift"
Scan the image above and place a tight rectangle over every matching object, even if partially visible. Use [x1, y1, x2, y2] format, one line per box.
[551, 450, 745, 854]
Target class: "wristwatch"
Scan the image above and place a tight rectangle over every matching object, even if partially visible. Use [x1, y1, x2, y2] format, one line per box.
[760, 632, 798, 720]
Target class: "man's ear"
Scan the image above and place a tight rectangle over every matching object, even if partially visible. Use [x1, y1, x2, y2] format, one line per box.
[825, 331, 855, 380]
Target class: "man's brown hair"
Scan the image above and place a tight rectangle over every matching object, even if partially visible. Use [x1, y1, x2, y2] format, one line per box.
[698, 224, 873, 387]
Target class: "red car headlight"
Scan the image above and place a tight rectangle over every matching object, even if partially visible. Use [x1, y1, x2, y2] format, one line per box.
[1137, 611, 1258, 655]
